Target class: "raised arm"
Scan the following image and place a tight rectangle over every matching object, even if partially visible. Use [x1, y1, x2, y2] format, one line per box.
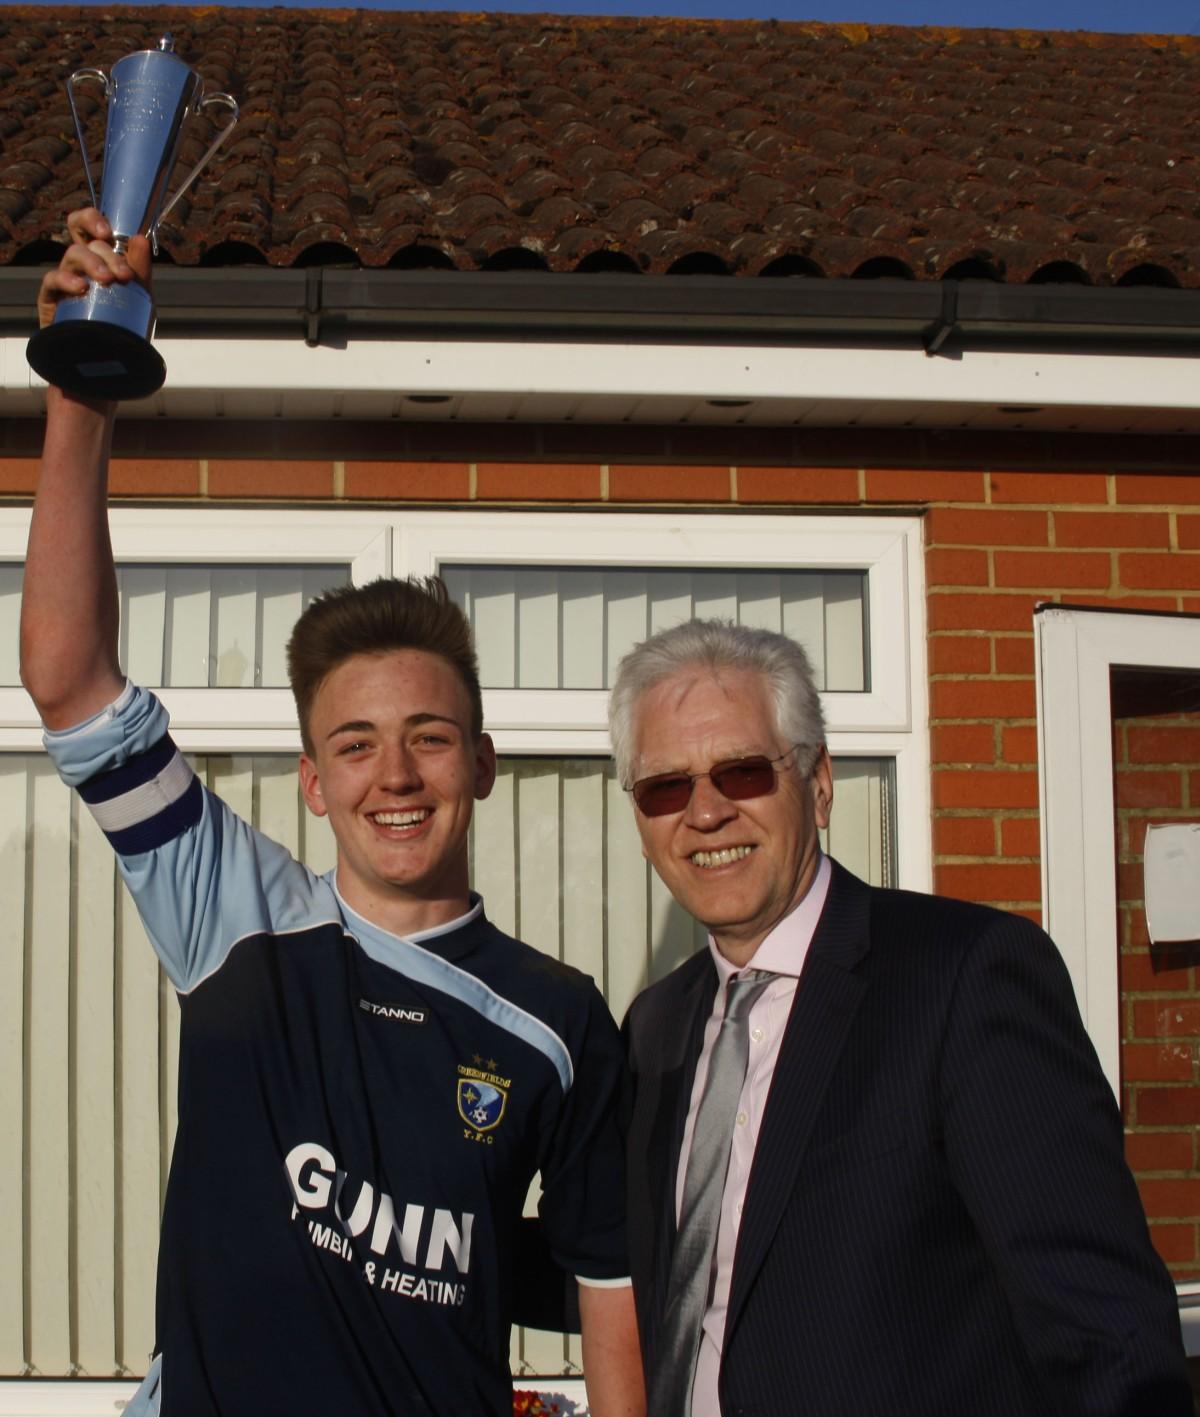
[21, 209, 151, 728]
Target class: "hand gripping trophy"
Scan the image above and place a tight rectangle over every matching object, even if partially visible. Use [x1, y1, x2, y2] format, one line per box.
[27, 34, 238, 401]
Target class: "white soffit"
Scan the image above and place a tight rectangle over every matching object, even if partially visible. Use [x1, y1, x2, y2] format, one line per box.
[3, 335, 1200, 432]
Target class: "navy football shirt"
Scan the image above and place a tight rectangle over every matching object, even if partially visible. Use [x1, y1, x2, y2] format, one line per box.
[46, 684, 629, 1416]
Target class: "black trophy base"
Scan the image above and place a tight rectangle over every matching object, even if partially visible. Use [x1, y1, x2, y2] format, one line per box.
[27, 319, 166, 402]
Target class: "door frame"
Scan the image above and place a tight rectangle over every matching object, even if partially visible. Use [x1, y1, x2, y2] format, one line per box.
[1035, 603, 1200, 1096]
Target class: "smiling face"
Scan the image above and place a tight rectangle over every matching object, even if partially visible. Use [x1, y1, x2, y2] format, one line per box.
[630, 664, 832, 966]
[298, 649, 496, 936]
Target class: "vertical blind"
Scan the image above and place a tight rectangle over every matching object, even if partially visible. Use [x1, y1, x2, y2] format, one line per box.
[4, 750, 892, 1380]
[0, 564, 348, 689]
[444, 566, 869, 693]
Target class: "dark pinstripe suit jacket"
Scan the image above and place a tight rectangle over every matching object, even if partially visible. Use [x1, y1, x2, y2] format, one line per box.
[624, 860, 1191, 1417]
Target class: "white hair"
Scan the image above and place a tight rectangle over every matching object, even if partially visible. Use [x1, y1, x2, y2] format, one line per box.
[608, 618, 826, 788]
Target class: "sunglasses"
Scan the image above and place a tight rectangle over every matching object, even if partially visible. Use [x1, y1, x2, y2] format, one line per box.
[630, 744, 806, 818]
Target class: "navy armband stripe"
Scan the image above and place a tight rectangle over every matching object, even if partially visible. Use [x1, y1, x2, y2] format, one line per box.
[78, 737, 203, 854]
[102, 774, 203, 855]
[78, 732, 180, 805]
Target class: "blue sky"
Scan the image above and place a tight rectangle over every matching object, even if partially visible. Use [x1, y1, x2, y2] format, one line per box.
[15, 0, 1200, 27]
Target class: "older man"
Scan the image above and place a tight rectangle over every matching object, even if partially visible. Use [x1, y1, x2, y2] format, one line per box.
[611, 618, 1190, 1417]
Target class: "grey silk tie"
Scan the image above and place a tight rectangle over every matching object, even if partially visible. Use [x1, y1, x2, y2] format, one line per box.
[651, 968, 773, 1417]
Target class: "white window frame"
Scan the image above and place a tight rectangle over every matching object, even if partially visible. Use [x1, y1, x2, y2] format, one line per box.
[0, 506, 930, 889]
[399, 510, 930, 891]
[1036, 604, 1200, 1096]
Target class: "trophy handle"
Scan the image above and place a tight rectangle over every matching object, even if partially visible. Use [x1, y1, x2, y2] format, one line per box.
[153, 90, 239, 235]
[66, 68, 112, 212]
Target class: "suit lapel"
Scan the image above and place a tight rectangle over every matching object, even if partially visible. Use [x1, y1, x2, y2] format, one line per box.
[724, 862, 871, 1339]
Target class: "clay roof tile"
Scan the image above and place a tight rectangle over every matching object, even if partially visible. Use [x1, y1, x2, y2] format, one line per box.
[3, 9, 1199, 282]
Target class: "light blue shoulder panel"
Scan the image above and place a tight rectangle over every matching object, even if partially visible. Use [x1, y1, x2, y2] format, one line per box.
[44, 684, 341, 993]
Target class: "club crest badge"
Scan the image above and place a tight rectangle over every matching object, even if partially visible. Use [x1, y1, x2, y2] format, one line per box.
[457, 1059, 511, 1142]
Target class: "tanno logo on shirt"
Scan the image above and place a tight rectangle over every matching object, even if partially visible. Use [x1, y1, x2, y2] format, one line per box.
[359, 998, 429, 1025]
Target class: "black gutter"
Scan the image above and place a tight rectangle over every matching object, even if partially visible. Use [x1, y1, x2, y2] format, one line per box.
[3, 268, 1200, 353]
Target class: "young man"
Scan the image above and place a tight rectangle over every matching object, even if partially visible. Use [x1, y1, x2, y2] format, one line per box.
[22, 210, 643, 1417]
[610, 619, 1190, 1417]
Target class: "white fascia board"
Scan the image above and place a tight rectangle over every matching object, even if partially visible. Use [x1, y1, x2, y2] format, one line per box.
[7, 334, 1200, 416]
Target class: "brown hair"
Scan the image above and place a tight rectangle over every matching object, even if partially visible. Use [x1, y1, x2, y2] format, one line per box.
[286, 576, 483, 754]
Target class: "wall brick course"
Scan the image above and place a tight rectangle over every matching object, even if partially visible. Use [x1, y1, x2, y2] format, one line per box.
[0, 457, 39, 493]
[1180, 515, 1200, 551]
[1127, 725, 1200, 764]
[1132, 1001, 1200, 1039]
[1054, 511, 1170, 548]
[993, 636, 1035, 675]
[1001, 725, 1038, 764]
[1137, 1087, 1200, 1125]
[935, 861, 1041, 902]
[110, 459, 201, 497]
[994, 549, 1111, 589]
[344, 460, 471, 500]
[925, 506, 1048, 546]
[928, 636, 992, 675]
[736, 466, 859, 503]
[863, 468, 986, 503]
[933, 769, 1039, 809]
[1147, 1223, 1196, 1265]
[990, 470, 1109, 504]
[1116, 474, 1200, 506]
[933, 816, 996, 856]
[207, 459, 334, 499]
[1120, 551, 1200, 591]
[1125, 1131, 1194, 1173]
[1137, 1177, 1200, 1217]
[1121, 951, 1192, 994]
[610, 464, 731, 502]
[1000, 816, 1041, 856]
[930, 679, 1036, 719]
[1123, 1044, 1197, 1082]
[925, 547, 989, 586]
[475, 462, 602, 501]
[930, 724, 995, 764]
[926, 592, 1041, 632]
[1115, 771, 1184, 810]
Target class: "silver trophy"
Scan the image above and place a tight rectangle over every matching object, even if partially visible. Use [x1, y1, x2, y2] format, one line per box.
[27, 35, 238, 400]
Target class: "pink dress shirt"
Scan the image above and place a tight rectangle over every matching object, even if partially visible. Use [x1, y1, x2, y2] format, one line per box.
[674, 852, 832, 1417]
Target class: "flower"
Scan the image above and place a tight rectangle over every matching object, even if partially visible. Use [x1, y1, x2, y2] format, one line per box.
[512, 1391, 561, 1416]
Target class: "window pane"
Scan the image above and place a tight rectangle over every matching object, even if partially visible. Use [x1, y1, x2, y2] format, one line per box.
[445, 566, 868, 692]
[0, 564, 350, 688]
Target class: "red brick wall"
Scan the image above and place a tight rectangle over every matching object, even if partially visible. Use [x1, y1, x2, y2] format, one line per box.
[6, 426, 1200, 1277]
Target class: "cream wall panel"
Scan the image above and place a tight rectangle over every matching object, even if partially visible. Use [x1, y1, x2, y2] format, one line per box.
[73, 804, 118, 1374]
[115, 894, 159, 1373]
[27, 764, 71, 1373]
[562, 768, 604, 987]
[0, 764, 27, 1370]
[605, 772, 649, 1021]
[516, 768, 560, 957]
